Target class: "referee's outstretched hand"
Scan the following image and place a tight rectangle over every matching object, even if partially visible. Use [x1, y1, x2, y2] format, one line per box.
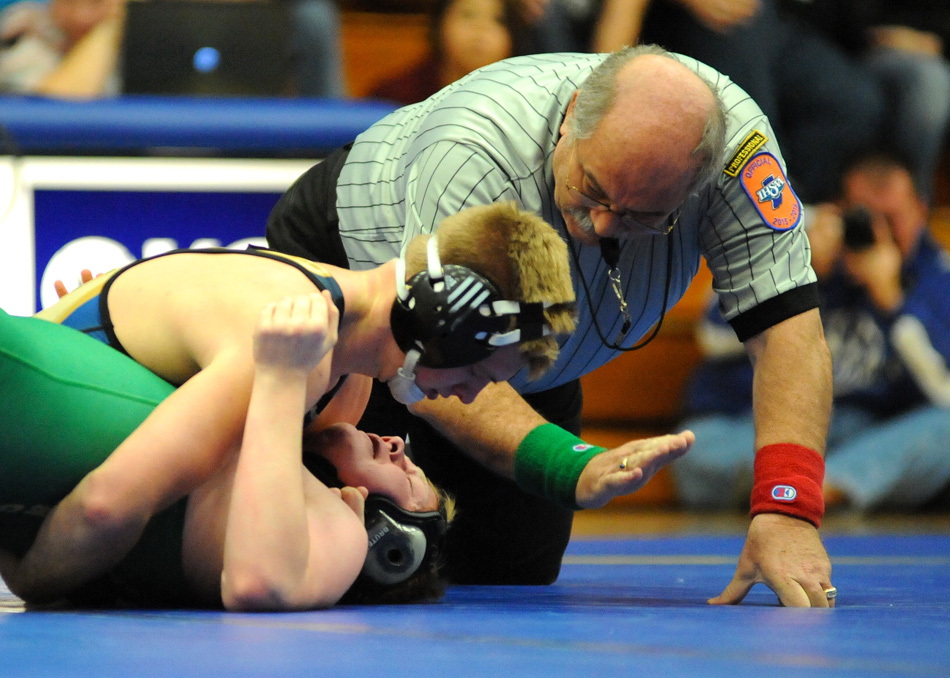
[574, 430, 694, 509]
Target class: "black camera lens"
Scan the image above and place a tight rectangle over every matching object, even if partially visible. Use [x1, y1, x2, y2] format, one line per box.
[842, 206, 874, 251]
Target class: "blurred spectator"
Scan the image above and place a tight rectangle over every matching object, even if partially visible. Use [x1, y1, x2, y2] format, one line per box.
[516, 0, 650, 54]
[369, 0, 529, 106]
[786, 0, 950, 203]
[0, 0, 124, 97]
[518, 0, 888, 203]
[640, 0, 891, 204]
[643, 0, 950, 203]
[0, 0, 345, 99]
[673, 148, 950, 512]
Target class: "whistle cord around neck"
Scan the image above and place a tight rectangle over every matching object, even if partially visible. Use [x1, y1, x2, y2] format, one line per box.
[566, 233, 673, 352]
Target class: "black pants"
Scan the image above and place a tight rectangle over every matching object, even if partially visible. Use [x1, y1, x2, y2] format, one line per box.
[266, 146, 581, 584]
[266, 144, 352, 268]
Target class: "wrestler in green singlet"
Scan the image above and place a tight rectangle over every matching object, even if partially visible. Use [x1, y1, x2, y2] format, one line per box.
[0, 309, 193, 606]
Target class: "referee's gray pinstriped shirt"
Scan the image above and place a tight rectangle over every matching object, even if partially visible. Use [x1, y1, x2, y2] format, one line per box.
[336, 52, 816, 394]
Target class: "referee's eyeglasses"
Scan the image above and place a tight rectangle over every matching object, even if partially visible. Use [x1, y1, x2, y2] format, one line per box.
[566, 144, 680, 236]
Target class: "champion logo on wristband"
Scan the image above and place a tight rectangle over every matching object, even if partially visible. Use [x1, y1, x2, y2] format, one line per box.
[514, 424, 607, 509]
[771, 485, 798, 502]
[751, 444, 824, 527]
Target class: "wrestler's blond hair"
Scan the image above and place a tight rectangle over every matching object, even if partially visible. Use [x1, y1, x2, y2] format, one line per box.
[404, 201, 577, 380]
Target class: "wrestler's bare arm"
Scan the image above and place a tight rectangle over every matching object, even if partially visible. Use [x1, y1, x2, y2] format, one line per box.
[222, 293, 366, 611]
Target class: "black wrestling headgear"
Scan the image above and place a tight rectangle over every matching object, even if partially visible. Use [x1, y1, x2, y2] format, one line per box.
[302, 453, 447, 588]
[387, 235, 551, 404]
[361, 495, 446, 587]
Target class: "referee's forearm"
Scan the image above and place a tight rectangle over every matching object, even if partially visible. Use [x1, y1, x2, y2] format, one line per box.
[748, 310, 832, 455]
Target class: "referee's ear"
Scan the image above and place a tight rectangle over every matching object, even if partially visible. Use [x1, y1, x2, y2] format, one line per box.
[560, 91, 579, 136]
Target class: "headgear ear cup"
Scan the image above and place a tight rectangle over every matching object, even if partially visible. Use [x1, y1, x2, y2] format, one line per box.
[301, 457, 447, 588]
[362, 511, 428, 585]
[359, 495, 447, 588]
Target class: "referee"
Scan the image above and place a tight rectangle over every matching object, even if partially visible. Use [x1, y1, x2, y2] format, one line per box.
[266, 44, 837, 608]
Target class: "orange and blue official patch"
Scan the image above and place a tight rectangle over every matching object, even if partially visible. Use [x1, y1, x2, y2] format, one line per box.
[739, 152, 802, 231]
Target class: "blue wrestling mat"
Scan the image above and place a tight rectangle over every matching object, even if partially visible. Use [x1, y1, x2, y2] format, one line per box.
[2, 533, 948, 677]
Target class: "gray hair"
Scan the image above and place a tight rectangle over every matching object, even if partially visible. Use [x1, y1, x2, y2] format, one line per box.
[570, 44, 727, 196]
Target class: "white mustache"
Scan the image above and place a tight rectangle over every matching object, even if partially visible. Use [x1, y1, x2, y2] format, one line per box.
[566, 207, 596, 237]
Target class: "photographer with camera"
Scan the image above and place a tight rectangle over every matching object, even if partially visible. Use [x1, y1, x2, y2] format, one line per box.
[672, 148, 950, 512]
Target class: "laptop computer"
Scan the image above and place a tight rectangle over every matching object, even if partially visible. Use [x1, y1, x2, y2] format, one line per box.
[120, 1, 294, 97]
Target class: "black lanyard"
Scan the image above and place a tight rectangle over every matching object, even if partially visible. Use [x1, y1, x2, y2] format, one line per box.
[567, 234, 673, 352]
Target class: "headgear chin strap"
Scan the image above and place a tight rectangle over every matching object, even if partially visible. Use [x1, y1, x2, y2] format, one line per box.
[360, 495, 446, 587]
[388, 235, 552, 395]
[388, 348, 425, 405]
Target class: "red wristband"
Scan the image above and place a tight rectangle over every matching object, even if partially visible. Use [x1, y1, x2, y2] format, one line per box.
[750, 443, 825, 528]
